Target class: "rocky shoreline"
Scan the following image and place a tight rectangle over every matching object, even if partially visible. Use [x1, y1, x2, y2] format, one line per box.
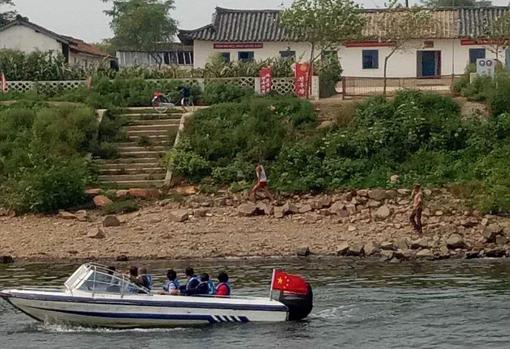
[1, 187, 510, 263]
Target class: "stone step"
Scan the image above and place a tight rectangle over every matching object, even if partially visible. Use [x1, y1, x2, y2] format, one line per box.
[118, 150, 166, 159]
[98, 167, 166, 175]
[121, 113, 183, 119]
[95, 157, 161, 165]
[116, 140, 172, 147]
[126, 129, 172, 137]
[117, 145, 168, 152]
[100, 179, 166, 189]
[128, 118, 182, 126]
[125, 124, 179, 132]
[127, 134, 171, 141]
[98, 173, 166, 182]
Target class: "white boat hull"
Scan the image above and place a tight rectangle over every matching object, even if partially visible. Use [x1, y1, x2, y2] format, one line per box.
[1, 290, 289, 328]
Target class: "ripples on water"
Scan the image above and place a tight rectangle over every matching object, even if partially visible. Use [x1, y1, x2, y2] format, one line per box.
[2, 258, 510, 349]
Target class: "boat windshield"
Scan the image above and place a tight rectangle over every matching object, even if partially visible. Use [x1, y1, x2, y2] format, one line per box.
[66, 263, 149, 295]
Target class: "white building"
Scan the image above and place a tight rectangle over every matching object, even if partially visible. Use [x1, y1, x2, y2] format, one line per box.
[0, 18, 111, 68]
[179, 7, 510, 79]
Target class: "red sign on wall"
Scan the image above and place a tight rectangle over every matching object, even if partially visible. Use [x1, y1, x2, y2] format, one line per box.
[259, 67, 272, 95]
[294, 63, 311, 98]
[213, 43, 264, 49]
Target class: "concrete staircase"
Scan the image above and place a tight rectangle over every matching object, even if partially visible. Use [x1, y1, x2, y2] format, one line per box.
[95, 108, 183, 188]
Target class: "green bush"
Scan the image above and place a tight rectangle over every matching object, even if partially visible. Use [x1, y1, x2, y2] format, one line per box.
[316, 54, 342, 98]
[202, 82, 254, 105]
[102, 199, 140, 215]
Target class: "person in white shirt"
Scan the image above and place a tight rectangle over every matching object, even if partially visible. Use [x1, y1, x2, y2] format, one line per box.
[249, 163, 274, 202]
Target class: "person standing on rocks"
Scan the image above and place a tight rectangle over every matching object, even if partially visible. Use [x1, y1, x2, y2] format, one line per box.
[250, 163, 274, 202]
[410, 184, 423, 235]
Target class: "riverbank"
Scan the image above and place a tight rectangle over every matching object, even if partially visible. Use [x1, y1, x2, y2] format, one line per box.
[1, 187, 509, 263]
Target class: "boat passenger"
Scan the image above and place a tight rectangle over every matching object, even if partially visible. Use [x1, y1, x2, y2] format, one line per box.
[215, 272, 231, 297]
[138, 267, 153, 291]
[129, 266, 140, 285]
[180, 267, 200, 296]
[196, 273, 215, 295]
[162, 269, 180, 295]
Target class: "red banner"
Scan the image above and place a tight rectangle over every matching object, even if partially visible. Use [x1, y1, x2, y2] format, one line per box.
[294, 63, 311, 98]
[271, 270, 309, 295]
[214, 43, 263, 49]
[259, 67, 272, 95]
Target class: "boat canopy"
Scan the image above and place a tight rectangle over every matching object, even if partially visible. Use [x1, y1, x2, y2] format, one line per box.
[64, 263, 149, 295]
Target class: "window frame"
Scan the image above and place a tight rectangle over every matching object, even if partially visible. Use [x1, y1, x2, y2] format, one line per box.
[238, 51, 255, 62]
[469, 48, 486, 65]
[362, 49, 379, 70]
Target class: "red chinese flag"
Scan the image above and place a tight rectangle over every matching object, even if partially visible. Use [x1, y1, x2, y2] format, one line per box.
[272, 270, 309, 295]
[259, 66, 272, 95]
[294, 63, 311, 97]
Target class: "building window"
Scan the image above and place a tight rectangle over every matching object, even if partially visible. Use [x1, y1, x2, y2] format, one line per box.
[176, 51, 193, 65]
[280, 50, 296, 60]
[469, 48, 486, 65]
[221, 52, 231, 63]
[238, 51, 254, 62]
[362, 50, 379, 69]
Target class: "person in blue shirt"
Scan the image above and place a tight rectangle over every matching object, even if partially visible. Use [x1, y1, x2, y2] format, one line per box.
[162, 269, 180, 295]
[180, 267, 200, 296]
[196, 273, 215, 295]
[138, 267, 153, 291]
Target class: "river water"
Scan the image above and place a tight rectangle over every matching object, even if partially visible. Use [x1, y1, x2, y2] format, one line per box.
[1, 258, 510, 349]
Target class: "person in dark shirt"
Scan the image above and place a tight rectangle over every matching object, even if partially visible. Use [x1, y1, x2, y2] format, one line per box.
[138, 267, 153, 291]
[180, 267, 200, 296]
[196, 273, 215, 295]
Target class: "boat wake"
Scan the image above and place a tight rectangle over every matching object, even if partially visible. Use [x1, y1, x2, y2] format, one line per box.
[311, 305, 354, 320]
[39, 323, 189, 334]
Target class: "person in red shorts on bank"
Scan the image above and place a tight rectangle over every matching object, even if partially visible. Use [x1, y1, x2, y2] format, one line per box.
[215, 272, 231, 297]
[249, 163, 274, 202]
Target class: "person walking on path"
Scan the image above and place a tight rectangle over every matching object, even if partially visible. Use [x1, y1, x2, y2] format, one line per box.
[410, 184, 423, 235]
[250, 163, 274, 202]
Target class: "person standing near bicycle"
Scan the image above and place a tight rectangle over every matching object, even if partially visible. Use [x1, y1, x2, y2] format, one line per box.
[178, 85, 192, 112]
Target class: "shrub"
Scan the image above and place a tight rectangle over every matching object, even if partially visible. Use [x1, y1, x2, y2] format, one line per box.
[316, 54, 342, 98]
[202, 82, 254, 105]
[102, 199, 140, 215]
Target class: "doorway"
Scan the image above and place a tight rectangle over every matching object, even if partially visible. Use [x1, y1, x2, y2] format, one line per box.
[417, 50, 441, 78]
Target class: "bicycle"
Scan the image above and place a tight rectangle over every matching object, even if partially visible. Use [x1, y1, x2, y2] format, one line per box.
[152, 88, 195, 114]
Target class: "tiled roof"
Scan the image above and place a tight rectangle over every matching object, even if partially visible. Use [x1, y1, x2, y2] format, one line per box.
[179, 7, 296, 43]
[179, 6, 510, 43]
[458, 7, 510, 37]
[61, 36, 109, 57]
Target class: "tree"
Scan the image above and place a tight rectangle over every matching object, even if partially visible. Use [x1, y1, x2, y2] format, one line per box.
[0, 0, 16, 26]
[421, 0, 492, 7]
[376, 2, 440, 96]
[484, 11, 510, 62]
[281, 0, 364, 97]
[102, 0, 177, 52]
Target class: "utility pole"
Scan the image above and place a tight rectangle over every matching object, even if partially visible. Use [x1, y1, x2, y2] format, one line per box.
[405, 0, 409, 7]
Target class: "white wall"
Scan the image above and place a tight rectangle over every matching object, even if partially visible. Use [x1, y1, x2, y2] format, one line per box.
[194, 38, 506, 78]
[0, 25, 62, 54]
[69, 52, 104, 68]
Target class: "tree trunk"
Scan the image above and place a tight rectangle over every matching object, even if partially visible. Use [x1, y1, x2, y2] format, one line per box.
[383, 48, 397, 98]
[307, 42, 315, 99]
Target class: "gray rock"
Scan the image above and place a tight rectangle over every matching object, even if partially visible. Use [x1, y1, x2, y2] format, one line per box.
[347, 243, 364, 256]
[446, 233, 465, 249]
[237, 203, 258, 217]
[410, 238, 430, 250]
[274, 207, 285, 219]
[483, 223, 503, 243]
[282, 202, 298, 215]
[416, 249, 433, 258]
[380, 241, 395, 250]
[169, 209, 189, 222]
[368, 189, 387, 201]
[438, 245, 450, 259]
[298, 204, 313, 214]
[103, 215, 121, 227]
[485, 247, 506, 258]
[296, 247, 311, 257]
[390, 175, 400, 184]
[364, 241, 379, 256]
[397, 189, 411, 196]
[329, 201, 346, 216]
[367, 200, 381, 208]
[193, 208, 210, 218]
[496, 235, 508, 245]
[336, 242, 350, 256]
[374, 205, 392, 220]
[395, 238, 409, 251]
[380, 250, 395, 261]
[256, 203, 273, 216]
[87, 227, 105, 239]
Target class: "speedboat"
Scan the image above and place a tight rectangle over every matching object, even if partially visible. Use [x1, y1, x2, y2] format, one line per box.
[0, 263, 313, 328]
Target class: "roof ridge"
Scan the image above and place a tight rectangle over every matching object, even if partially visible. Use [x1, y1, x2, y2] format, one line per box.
[216, 7, 282, 13]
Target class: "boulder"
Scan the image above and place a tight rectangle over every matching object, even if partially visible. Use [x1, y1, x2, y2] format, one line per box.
[416, 249, 433, 258]
[238, 203, 258, 217]
[329, 202, 347, 216]
[446, 233, 465, 249]
[364, 241, 379, 256]
[116, 190, 129, 199]
[0, 256, 14, 264]
[316, 196, 332, 209]
[255, 203, 273, 216]
[336, 242, 350, 256]
[296, 247, 311, 257]
[93, 195, 113, 208]
[128, 188, 160, 200]
[347, 243, 364, 256]
[390, 175, 400, 184]
[85, 188, 102, 197]
[357, 189, 369, 197]
[75, 210, 88, 222]
[87, 227, 105, 239]
[380, 250, 394, 261]
[193, 208, 210, 218]
[298, 204, 313, 214]
[380, 241, 395, 250]
[483, 223, 503, 243]
[438, 245, 450, 259]
[274, 206, 285, 219]
[496, 235, 508, 246]
[395, 238, 409, 251]
[368, 189, 387, 201]
[374, 205, 392, 220]
[410, 238, 430, 250]
[345, 204, 357, 215]
[461, 217, 479, 228]
[103, 215, 121, 227]
[58, 210, 78, 220]
[175, 185, 198, 196]
[282, 202, 298, 216]
[367, 200, 381, 208]
[169, 209, 189, 222]
[485, 247, 506, 258]
[397, 189, 411, 196]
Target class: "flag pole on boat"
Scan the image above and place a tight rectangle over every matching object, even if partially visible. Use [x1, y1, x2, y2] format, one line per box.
[269, 269, 276, 300]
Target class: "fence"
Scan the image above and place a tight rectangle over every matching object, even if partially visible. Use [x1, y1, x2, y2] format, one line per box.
[342, 76, 458, 97]
[6, 76, 320, 100]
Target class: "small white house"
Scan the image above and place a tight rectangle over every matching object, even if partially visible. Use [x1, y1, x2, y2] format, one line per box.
[179, 7, 510, 79]
[0, 18, 110, 68]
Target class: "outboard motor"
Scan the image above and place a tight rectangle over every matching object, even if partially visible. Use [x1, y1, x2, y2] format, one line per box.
[278, 283, 313, 321]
